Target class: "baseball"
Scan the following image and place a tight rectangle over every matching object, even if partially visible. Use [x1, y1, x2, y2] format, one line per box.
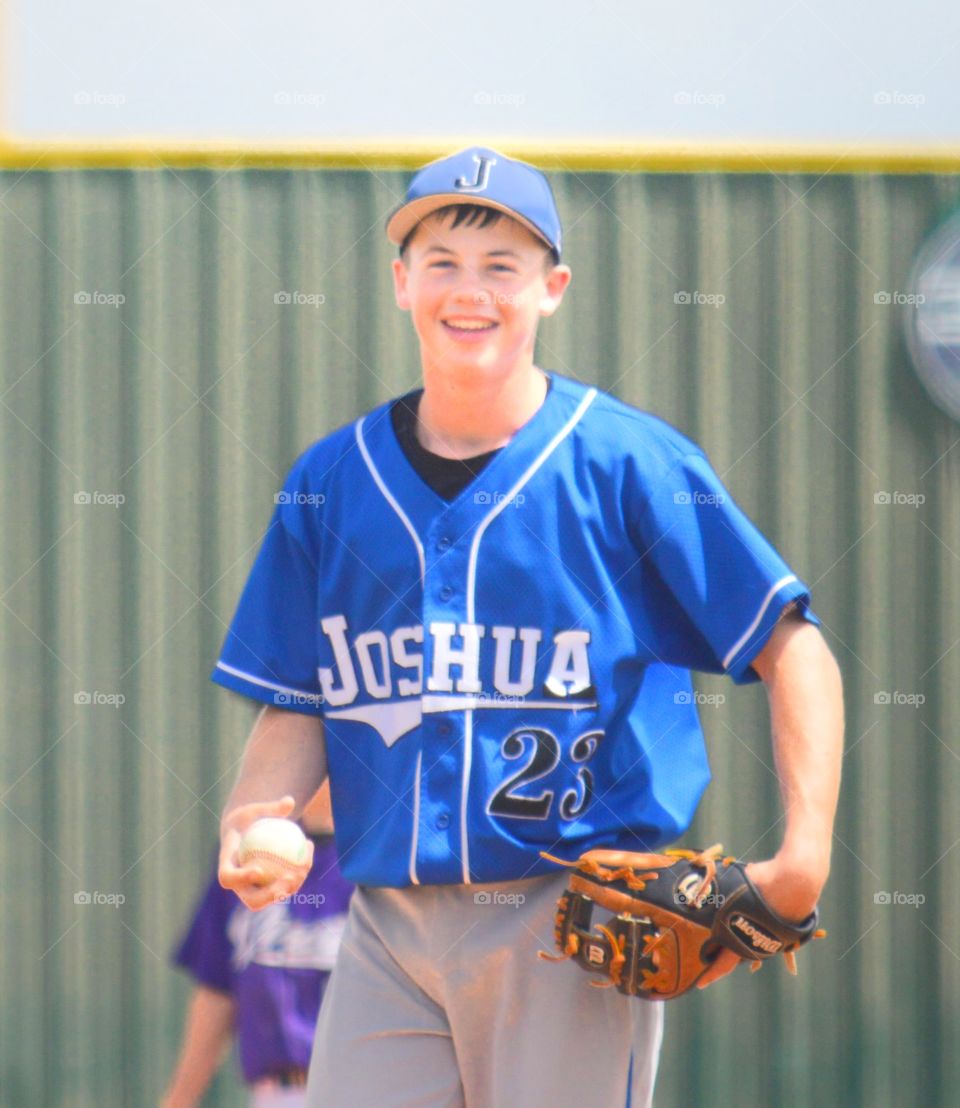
[237, 817, 309, 870]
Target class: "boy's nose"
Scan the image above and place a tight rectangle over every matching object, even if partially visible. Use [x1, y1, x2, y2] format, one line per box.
[451, 284, 493, 306]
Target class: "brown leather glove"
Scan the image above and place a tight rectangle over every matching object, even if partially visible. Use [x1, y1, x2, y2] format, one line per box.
[539, 843, 825, 1000]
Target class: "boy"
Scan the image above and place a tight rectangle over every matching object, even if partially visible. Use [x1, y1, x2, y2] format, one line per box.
[215, 147, 843, 1107]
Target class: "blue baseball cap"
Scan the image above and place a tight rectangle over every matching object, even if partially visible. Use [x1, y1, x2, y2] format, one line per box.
[386, 146, 562, 259]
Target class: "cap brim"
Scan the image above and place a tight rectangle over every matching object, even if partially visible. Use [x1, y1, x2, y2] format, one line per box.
[386, 194, 554, 254]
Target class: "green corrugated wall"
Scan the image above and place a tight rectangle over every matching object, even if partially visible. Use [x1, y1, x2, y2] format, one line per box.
[1, 166, 958, 1107]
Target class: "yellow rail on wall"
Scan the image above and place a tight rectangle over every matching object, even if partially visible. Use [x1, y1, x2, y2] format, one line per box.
[1, 136, 960, 172]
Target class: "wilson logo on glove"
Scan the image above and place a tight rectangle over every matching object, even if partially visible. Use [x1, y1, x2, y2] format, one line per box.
[730, 915, 783, 955]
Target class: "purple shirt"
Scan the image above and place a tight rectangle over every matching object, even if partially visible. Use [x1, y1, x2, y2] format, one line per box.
[173, 835, 354, 1083]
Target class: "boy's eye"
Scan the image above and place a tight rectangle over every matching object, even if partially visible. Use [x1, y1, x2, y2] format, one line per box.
[429, 260, 454, 269]
[490, 264, 515, 274]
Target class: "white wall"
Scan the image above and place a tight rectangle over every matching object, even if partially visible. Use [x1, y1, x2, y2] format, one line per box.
[7, 0, 960, 140]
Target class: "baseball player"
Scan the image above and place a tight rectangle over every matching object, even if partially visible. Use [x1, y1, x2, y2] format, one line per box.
[162, 786, 353, 1107]
[214, 147, 843, 1107]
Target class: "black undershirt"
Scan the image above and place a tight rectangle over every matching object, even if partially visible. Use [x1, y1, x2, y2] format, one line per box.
[390, 391, 501, 501]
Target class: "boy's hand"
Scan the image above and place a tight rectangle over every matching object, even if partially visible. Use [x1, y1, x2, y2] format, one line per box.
[696, 852, 825, 990]
[218, 796, 314, 911]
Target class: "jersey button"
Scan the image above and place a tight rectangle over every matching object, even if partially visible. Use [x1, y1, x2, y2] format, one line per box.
[439, 585, 453, 601]
[438, 721, 452, 737]
[436, 813, 450, 830]
[437, 536, 451, 551]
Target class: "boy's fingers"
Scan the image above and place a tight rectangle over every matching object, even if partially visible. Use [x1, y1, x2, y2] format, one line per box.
[233, 883, 287, 912]
[219, 854, 309, 900]
[219, 866, 293, 910]
[240, 867, 309, 911]
[219, 859, 268, 889]
[696, 948, 741, 989]
[267, 795, 296, 817]
[217, 829, 242, 884]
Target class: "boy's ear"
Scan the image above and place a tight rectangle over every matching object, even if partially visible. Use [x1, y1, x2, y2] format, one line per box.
[392, 257, 412, 311]
[539, 264, 572, 318]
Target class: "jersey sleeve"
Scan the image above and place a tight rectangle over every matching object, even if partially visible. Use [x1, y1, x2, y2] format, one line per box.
[628, 449, 820, 684]
[172, 859, 237, 994]
[210, 460, 325, 714]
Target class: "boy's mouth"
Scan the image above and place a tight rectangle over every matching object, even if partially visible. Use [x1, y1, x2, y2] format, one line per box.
[442, 317, 498, 339]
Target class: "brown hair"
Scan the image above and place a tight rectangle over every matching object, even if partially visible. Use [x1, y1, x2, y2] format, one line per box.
[399, 204, 559, 267]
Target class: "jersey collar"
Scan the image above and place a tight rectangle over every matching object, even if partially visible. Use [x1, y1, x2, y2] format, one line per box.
[357, 372, 594, 540]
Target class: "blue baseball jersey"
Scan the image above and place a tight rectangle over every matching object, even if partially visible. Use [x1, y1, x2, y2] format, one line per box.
[212, 373, 818, 887]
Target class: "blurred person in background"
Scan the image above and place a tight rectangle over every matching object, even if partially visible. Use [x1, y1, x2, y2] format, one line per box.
[161, 781, 353, 1107]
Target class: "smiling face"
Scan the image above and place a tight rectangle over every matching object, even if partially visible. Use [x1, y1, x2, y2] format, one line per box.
[392, 207, 571, 383]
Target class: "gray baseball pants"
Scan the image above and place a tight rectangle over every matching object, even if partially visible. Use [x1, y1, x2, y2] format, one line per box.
[306, 870, 663, 1107]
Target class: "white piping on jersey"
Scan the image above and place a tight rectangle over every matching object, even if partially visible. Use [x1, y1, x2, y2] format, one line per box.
[408, 749, 422, 885]
[214, 661, 324, 704]
[422, 694, 598, 713]
[460, 386, 598, 882]
[357, 416, 427, 883]
[460, 709, 473, 883]
[355, 416, 426, 583]
[721, 575, 799, 670]
[465, 387, 597, 624]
